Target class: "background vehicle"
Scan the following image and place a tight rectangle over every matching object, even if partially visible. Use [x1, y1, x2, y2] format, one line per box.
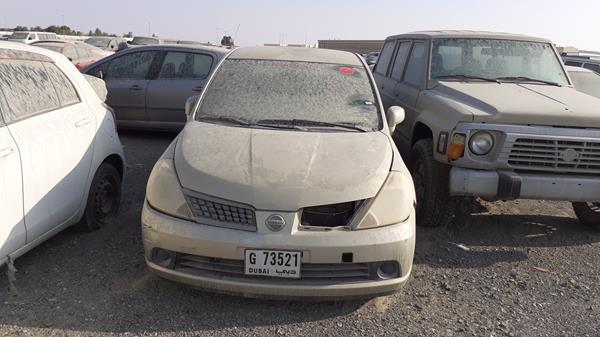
[142, 46, 414, 299]
[83, 44, 228, 131]
[562, 55, 600, 74]
[373, 31, 600, 230]
[32, 40, 110, 70]
[567, 65, 600, 99]
[7, 31, 59, 44]
[0, 42, 125, 267]
[84, 36, 128, 52]
[364, 51, 379, 65]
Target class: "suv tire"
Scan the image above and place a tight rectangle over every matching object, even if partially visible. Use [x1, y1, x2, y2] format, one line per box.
[74, 163, 122, 232]
[572, 202, 600, 231]
[411, 139, 456, 227]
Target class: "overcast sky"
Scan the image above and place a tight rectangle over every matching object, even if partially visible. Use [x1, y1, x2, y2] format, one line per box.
[2, 0, 599, 50]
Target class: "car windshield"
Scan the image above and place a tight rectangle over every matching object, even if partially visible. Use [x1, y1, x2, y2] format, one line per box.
[431, 38, 569, 86]
[85, 38, 109, 48]
[197, 59, 380, 131]
[37, 45, 62, 53]
[131, 37, 159, 45]
[569, 71, 600, 99]
[9, 32, 29, 39]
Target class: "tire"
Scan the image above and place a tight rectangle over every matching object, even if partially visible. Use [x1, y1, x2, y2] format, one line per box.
[572, 202, 600, 231]
[411, 139, 457, 227]
[74, 163, 122, 232]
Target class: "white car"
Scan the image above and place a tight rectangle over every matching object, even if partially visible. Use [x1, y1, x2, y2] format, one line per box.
[0, 42, 125, 267]
[142, 47, 416, 299]
[7, 31, 59, 44]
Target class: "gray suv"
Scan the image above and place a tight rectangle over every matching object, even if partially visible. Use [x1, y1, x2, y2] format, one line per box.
[374, 31, 600, 230]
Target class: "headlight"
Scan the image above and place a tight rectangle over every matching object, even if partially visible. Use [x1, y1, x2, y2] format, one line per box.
[146, 158, 193, 220]
[352, 171, 415, 230]
[469, 131, 494, 155]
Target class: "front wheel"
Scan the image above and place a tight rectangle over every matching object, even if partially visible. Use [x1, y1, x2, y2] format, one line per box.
[411, 139, 457, 227]
[572, 202, 600, 231]
[75, 163, 122, 231]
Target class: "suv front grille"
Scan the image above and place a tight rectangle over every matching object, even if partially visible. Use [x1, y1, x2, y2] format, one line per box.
[507, 138, 600, 174]
[176, 254, 372, 284]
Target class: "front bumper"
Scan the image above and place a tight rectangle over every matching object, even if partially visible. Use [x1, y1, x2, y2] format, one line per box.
[449, 167, 600, 202]
[141, 202, 415, 299]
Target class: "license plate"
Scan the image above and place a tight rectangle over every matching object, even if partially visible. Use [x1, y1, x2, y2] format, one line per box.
[245, 249, 301, 279]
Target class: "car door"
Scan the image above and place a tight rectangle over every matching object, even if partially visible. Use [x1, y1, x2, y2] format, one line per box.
[145, 50, 214, 126]
[372, 40, 398, 110]
[0, 58, 95, 242]
[393, 41, 427, 138]
[90, 50, 159, 124]
[0, 98, 25, 261]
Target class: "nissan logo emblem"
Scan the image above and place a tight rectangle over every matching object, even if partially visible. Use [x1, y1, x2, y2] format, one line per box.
[265, 214, 286, 232]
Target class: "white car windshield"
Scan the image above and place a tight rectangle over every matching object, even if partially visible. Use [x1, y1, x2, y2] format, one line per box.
[197, 59, 381, 132]
[9, 32, 29, 39]
[431, 38, 569, 86]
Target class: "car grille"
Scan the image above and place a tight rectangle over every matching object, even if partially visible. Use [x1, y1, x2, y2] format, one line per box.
[175, 254, 371, 284]
[186, 195, 256, 229]
[507, 138, 600, 174]
[300, 201, 364, 228]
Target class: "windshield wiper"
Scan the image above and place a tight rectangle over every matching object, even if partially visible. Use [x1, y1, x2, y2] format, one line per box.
[495, 76, 561, 87]
[434, 74, 500, 83]
[257, 119, 371, 132]
[197, 115, 253, 126]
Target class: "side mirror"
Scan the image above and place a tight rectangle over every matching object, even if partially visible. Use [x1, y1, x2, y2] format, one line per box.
[117, 42, 128, 51]
[386, 106, 405, 133]
[185, 95, 200, 120]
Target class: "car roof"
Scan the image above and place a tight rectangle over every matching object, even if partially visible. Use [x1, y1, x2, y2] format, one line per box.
[0, 41, 62, 62]
[565, 65, 595, 73]
[386, 30, 551, 43]
[125, 43, 230, 56]
[562, 55, 600, 63]
[228, 46, 362, 65]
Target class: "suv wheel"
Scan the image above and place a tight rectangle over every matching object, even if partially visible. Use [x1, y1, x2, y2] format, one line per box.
[411, 139, 456, 227]
[572, 202, 600, 231]
[75, 163, 122, 231]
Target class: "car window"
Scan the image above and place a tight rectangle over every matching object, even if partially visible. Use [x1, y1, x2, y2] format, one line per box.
[158, 52, 213, 79]
[0, 60, 61, 122]
[63, 47, 78, 61]
[106, 51, 157, 79]
[569, 71, 600, 98]
[374, 41, 396, 75]
[199, 59, 380, 131]
[76, 47, 90, 58]
[564, 60, 583, 67]
[43, 63, 81, 106]
[583, 63, 600, 74]
[390, 42, 412, 81]
[403, 43, 426, 87]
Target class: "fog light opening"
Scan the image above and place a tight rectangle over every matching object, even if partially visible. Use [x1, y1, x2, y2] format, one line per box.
[152, 248, 176, 269]
[376, 262, 399, 280]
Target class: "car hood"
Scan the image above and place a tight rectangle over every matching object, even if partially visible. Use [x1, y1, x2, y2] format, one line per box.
[175, 122, 392, 211]
[433, 82, 600, 128]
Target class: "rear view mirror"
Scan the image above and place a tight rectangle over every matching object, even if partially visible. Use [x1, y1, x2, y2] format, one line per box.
[185, 95, 201, 120]
[386, 106, 405, 133]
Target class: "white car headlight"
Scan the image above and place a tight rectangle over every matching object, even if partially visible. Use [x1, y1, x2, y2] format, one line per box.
[146, 158, 193, 220]
[352, 171, 416, 230]
[469, 131, 494, 155]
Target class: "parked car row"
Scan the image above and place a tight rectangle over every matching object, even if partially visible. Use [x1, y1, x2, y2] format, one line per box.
[1, 30, 599, 300]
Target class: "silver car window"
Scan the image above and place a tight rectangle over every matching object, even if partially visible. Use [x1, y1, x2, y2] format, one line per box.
[198, 59, 380, 130]
[158, 52, 213, 79]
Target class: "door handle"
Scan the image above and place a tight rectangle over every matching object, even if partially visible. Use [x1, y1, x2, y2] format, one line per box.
[192, 86, 204, 92]
[74, 117, 91, 128]
[129, 85, 143, 91]
[0, 147, 14, 159]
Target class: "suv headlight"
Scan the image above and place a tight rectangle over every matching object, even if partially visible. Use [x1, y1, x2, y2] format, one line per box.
[469, 131, 494, 155]
[146, 158, 193, 220]
[352, 171, 415, 230]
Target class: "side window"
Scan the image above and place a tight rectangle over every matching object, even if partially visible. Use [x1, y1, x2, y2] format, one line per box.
[403, 43, 426, 88]
[76, 47, 90, 58]
[43, 63, 80, 107]
[583, 63, 600, 74]
[0, 60, 60, 122]
[374, 41, 396, 76]
[106, 51, 157, 79]
[564, 60, 582, 67]
[390, 42, 412, 81]
[63, 47, 77, 61]
[158, 52, 213, 79]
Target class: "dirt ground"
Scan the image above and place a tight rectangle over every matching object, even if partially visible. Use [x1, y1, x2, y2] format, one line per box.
[1, 130, 599, 337]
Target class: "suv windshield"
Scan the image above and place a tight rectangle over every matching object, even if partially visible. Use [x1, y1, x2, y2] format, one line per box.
[9, 32, 29, 39]
[431, 38, 569, 86]
[197, 59, 380, 131]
